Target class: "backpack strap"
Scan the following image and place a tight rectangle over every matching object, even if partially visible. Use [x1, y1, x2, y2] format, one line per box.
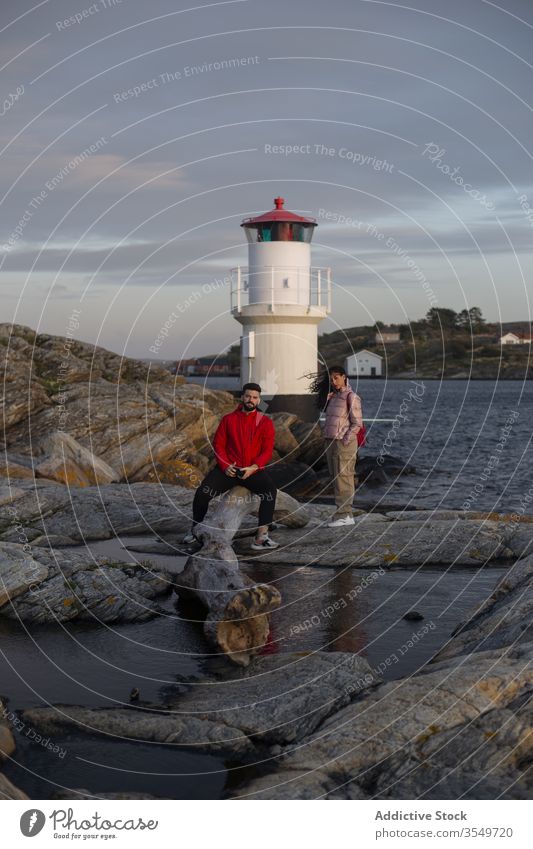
[346, 390, 366, 446]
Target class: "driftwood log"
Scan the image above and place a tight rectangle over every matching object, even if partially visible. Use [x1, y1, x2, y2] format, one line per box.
[176, 487, 282, 666]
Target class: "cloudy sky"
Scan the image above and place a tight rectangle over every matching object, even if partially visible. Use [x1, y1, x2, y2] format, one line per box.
[1, 0, 532, 358]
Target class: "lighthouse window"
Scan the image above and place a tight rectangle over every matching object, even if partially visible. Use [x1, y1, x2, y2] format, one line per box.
[275, 222, 293, 241]
[246, 221, 315, 242]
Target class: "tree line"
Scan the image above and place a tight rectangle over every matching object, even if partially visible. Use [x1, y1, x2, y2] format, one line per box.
[376, 307, 487, 335]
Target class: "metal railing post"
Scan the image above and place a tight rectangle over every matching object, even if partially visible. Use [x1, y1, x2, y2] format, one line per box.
[236, 266, 241, 313]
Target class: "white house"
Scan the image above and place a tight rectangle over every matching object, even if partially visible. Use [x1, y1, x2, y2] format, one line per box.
[500, 332, 531, 345]
[374, 326, 401, 344]
[345, 349, 383, 377]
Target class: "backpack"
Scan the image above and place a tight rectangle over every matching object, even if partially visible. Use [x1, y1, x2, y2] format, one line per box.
[346, 391, 367, 447]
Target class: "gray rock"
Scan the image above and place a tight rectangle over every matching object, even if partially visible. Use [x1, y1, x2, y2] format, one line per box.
[232, 487, 310, 530]
[0, 486, 26, 506]
[232, 644, 532, 799]
[353, 513, 390, 524]
[0, 481, 194, 542]
[367, 690, 532, 799]
[0, 696, 16, 762]
[1, 323, 235, 485]
[272, 419, 301, 459]
[433, 553, 533, 660]
[35, 431, 121, 486]
[0, 544, 49, 607]
[403, 611, 424, 621]
[0, 331, 52, 430]
[289, 421, 325, 467]
[0, 526, 43, 543]
[267, 462, 319, 498]
[0, 543, 171, 623]
[241, 519, 514, 568]
[169, 652, 378, 746]
[385, 510, 465, 521]
[296, 503, 370, 527]
[121, 539, 180, 555]
[502, 524, 533, 559]
[31, 534, 78, 547]
[21, 705, 255, 758]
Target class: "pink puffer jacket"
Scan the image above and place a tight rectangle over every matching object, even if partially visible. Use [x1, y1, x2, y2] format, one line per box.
[322, 385, 363, 443]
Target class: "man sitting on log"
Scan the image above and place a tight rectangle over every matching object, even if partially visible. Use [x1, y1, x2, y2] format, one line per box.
[183, 382, 279, 549]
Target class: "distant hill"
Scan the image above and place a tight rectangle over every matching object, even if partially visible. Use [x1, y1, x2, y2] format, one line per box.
[317, 318, 532, 379]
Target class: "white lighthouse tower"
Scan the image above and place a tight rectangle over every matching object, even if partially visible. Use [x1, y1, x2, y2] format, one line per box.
[231, 197, 331, 421]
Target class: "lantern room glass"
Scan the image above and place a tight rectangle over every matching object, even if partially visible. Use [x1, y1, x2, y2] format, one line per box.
[243, 221, 315, 243]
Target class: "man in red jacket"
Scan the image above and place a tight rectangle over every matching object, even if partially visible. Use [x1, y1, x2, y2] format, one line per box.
[184, 383, 279, 549]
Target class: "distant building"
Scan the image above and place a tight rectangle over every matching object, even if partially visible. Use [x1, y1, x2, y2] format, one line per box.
[173, 358, 197, 375]
[192, 356, 233, 375]
[173, 356, 234, 375]
[345, 349, 383, 377]
[375, 325, 401, 344]
[500, 332, 531, 345]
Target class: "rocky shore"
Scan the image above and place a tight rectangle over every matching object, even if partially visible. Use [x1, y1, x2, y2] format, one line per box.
[1, 478, 531, 798]
[231, 551, 533, 799]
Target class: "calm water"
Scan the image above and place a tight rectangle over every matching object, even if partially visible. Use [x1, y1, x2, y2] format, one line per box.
[353, 379, 531, 512]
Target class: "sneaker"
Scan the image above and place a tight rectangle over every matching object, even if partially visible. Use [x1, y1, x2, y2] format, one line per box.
[327, 515, 355, 528]
[182, 528, 198, 544]
[251, 535, 279, 550]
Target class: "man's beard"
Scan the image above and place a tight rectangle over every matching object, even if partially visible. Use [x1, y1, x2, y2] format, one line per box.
[243, 401, 258, 410]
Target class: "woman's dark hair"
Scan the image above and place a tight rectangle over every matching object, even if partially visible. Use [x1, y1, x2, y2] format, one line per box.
[307, 365, 347, 410]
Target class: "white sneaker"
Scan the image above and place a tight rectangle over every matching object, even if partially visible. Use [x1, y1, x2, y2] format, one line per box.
[182, 528, 199, 544]
[251, 536, 279, 550]
[327, 516, 355, 528]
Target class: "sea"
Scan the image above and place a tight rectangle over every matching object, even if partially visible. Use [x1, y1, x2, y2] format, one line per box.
[350, 378, 531, 513]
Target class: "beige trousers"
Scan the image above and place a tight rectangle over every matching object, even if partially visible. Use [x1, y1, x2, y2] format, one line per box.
[325, 437, 358, 518]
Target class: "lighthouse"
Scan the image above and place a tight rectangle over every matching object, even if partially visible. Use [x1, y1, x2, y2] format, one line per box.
[231, 197, 331, 421]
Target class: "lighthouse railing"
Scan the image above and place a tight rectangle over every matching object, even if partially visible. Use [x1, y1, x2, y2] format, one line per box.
[230, 266, 331, 313]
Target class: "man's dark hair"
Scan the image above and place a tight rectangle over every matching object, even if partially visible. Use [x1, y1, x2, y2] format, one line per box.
[242, 382, 262, 394]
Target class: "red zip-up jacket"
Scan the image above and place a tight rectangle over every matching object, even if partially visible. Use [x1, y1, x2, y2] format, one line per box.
[213, 405, 275, 472]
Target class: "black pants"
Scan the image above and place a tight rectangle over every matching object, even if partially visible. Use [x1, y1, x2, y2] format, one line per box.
[192, 467, 277, 527]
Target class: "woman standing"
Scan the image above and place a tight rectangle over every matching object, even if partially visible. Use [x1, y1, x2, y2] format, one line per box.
[313, 366, 363, 527]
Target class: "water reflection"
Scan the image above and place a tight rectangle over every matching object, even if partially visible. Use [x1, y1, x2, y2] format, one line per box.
[246, 561, 504, 680]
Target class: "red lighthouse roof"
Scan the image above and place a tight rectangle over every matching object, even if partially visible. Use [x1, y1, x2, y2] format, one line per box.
[241, 197, 317, 227]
